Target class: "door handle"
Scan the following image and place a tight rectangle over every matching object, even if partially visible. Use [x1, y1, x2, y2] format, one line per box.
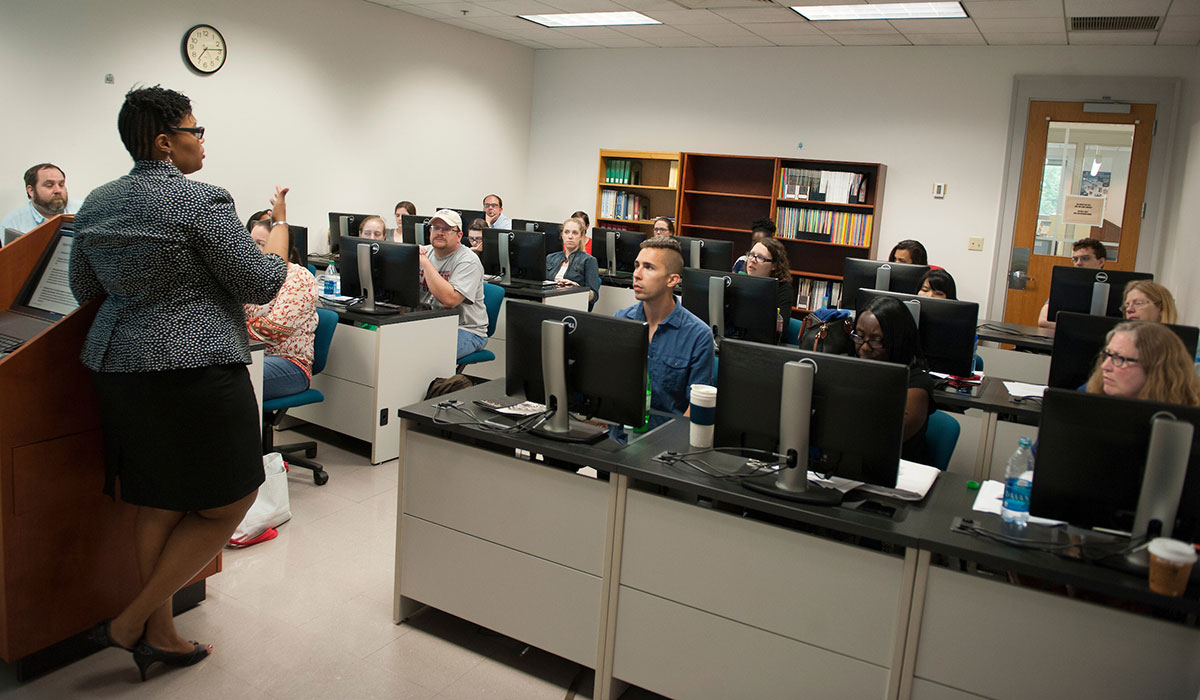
[1010, 271, 1035, 283]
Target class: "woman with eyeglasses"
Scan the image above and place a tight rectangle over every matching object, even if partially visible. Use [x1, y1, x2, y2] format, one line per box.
[1122, 280, 1178, 324]
[744, 237, 795, 342]
[1084, 321, 1200, 405]
[70, 86, 290, 679]
[851, 295, 938, 464]
[545, 216, 600, 310]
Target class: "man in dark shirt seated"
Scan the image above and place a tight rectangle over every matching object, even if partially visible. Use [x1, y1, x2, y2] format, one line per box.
[614, 236, 714, 415]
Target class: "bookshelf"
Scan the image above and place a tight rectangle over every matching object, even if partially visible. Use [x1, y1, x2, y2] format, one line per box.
[675, 152, 886, 315]
[595, 150, 681, 232]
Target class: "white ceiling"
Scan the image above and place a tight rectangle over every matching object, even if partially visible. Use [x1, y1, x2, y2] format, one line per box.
[367, 0, 1200, 48]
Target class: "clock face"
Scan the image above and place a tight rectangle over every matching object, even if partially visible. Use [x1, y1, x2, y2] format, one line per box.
[183, 25, 226, 74]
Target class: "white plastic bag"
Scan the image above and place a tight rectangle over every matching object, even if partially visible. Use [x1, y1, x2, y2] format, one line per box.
[229, 452, 291, 546]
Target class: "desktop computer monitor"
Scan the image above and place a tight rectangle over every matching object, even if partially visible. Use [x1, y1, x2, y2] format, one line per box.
[593, 228, 646, 275]
[513, 218, 563, 255]
[857, 289, 979, 377]
[675, 235, 734, 272]
[399, 214, 432, 246]
[1047, 312, 1200, 390]
[327, 212, 373, 255]
[338, 236, 421, 314]
[715, 339, 908, 504]
[1032, 388, 1200, 545]
[840, 258, 929, 311]
[439, 207, 488, 230]
[510, 229, 547, 285]
[680, 269, 778, 346]
[505, 300, 650, 443]
[480, 229, 510, 280]
[1046, 266, 1153, 320]
[288, 225, 308, 267]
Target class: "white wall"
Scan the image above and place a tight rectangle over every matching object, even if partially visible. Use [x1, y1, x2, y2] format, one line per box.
[1160, 61, 1200, 327]
[1, 0, 534, 252]
[526, 46, 1196, 311]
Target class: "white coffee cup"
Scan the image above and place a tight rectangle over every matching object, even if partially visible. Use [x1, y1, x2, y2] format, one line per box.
[1148, 537, 1197, 597]
[689, 384, 718, 448]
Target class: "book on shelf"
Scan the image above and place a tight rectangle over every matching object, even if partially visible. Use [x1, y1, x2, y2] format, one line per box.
[776, 206, 873, 246]
[604, 159, 643, 186]
[668, 161, 679, 188]
[600, 188, 650, 221]
[779, 167, 868, 204]
[794, 277, 843, 311]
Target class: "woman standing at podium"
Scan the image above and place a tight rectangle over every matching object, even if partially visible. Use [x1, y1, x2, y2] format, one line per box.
[69, 86, 290, 680]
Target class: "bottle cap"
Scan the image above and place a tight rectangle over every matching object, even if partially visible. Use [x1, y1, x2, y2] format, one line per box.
[967, 480, 980, 490]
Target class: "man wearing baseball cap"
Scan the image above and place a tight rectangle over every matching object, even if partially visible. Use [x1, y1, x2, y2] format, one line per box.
[419, 209, 488, 359]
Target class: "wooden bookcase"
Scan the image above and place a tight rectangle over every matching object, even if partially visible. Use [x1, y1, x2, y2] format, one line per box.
[595, 150, 681, 233]
[676, 152, 886, 315]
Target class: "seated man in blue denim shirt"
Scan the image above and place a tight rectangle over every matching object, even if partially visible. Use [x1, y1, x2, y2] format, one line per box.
[615, 236, 714, 415]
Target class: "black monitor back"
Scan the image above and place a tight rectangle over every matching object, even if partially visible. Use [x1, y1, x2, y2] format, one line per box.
[1047, 266, 1153, 320]
[327, 212, 372, 255]
[593, 228, 646, 275]
[504, 300, 649, 427]
[857, 288, 979, 377]
[480, 229, 510, 277]
[288, 225, 308, 267]
[399, 214, 432, 246]
[440, 207, 488, 230]
[510, 229, 546, 284]
[338, 236, 369, 298]
[680, 268, 778, 345]
[1048, 312, 1200, 390]
[675, 236, 735, 272]
[375, 240, 421, 307]
[1032, 388, 1200, 541]
[840, 258, 929, 310]
[715, 339, 907, 487]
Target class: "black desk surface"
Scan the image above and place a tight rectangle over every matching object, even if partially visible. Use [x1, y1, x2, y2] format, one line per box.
[495, 283, 591, 302]
[977, 320, 1055, 353]
[935, 375, 1042, 424]
[398, 379, 1198, 614]
[600, 274, 634, 289]
[318, 300, 457, 326]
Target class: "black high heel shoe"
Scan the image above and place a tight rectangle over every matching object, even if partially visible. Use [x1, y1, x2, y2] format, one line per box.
[89, 619, 135, 652]
[132, 640, 210, 681]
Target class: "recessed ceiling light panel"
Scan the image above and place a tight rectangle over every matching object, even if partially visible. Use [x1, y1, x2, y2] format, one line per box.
[793, 2, 966, 21]
[520, 11, 662, 27]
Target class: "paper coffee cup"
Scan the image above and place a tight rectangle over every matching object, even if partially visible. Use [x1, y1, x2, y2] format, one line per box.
[689, 384, 717, 448]
[1147, 537, 1197, 597]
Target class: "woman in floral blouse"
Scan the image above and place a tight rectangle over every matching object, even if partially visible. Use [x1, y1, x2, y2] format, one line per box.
[246, 219, 318, 400]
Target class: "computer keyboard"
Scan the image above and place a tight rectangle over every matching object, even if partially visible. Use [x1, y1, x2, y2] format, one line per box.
[0, 333, 24, 355]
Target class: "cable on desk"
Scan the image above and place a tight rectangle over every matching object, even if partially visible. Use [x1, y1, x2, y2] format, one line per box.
[431, 402, 553, 435]
[954, 518, 1149, 562]
[656, 446, 789, 482]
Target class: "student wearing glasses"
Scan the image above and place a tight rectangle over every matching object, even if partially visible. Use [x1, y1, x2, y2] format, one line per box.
[1084, 321, 1200, 405]
[742, 236, 794, 342]
[1122, 280, 1178, 324]
[467, 218, 486, 254]
[733, 218, 776, 273]
[545, 216, 600, 310]
[850, 295, 938, 464]
[482, 194, 511, 231]
[1037, 237, 1106, 329]
[651, 217, 674, 236]
[418, 209, 488, 359]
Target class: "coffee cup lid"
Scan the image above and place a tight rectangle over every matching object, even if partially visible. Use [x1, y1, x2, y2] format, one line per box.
[1148, 538, 1198, 564]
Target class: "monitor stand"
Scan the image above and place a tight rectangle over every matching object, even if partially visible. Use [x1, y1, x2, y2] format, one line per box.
[346, 241, 397, 316]
[743, 360, 843, 505]
[1123, 412, 1194, 571]
[531, 320, 607, 444]
[1090, 280, 1110, 316]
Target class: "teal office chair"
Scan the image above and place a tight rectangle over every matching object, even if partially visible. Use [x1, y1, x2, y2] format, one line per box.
[456, 283, 505, 374]
[262, 307, 338, 485]
[785, 317, 803, 347]
[974, 354, 984, 372]
[924, 410, 961, 471]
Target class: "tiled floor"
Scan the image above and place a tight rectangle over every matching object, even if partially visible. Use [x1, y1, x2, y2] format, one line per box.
[0, 424, 667, 700]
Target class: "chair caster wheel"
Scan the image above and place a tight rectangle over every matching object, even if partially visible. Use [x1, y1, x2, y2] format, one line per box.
[313, 471, 329, 486]
[304, 446, 317, 458]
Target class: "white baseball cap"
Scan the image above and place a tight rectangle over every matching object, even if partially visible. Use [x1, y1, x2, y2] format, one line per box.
[430, 209, 463, 230]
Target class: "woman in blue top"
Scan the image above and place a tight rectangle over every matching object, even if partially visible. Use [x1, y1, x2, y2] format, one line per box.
[546, 216, 600, 310]
[70, 86, 290, 680]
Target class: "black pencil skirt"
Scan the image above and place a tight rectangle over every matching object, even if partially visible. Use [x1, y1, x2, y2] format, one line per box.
[92, 363, 265, 512]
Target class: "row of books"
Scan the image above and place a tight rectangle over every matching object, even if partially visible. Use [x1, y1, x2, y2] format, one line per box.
[794, 278, 843, 311]
[779, 168, 869, 204]
[777, 207, 873, 246]
[603, 159, 643, 185]
[599, 189, 651, 221]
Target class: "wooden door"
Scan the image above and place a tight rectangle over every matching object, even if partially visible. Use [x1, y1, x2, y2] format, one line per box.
[1002, 101, 1155, 326]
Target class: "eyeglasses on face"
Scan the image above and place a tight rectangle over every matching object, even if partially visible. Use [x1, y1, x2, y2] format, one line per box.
[483, 201, 500, 209]
[747, 252, 773, 264]
[430, 224, 459, 234]
[1125, 299, 1153, 309]
[172, 126, 205, 139]
[849, 330, 885, 349]
[1101, 348, 1139, 369]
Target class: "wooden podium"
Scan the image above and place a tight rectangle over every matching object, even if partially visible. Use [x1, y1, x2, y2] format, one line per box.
[0, 215, 218, 677]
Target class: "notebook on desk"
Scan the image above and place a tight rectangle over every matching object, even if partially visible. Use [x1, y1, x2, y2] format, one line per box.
[0, 225, 78, 356]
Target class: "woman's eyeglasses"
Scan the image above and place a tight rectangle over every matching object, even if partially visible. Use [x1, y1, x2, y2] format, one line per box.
[1124, 299, 1153, 309]
[172, 126, 205, 139]
[747, 252, 773, 264]
[1101, 349, 1139, 368]
[849, 330, 885, 349]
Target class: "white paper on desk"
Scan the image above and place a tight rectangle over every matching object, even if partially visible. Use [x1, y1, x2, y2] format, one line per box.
[1002, 381, 1046, 398]
[973, 480, 1064, 526]
[810, 459, 940, 502]
[319, 294, 356, 303]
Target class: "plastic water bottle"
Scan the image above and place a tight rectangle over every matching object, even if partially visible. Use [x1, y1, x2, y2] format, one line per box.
[1001, 437, 1035, 526]
[776, 309, 784, 338]
[318, 263, 340, 296]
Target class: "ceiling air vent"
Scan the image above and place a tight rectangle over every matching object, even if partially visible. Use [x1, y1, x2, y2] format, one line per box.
[1070, 16, 1160, 31]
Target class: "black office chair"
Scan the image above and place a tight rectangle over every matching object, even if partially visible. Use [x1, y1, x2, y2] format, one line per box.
[261, 308, 337, 485]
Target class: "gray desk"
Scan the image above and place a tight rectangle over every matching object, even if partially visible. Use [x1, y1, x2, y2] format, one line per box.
[394, 381, 1200, 700]
[976, 320, 1055, 353]
[935, 377, 1041, 481]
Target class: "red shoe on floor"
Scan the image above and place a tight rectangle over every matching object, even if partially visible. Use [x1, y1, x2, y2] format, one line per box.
[228, 527, 278, 548]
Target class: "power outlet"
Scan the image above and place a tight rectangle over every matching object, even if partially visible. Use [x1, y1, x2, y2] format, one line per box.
[967, 236, 984, 252]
